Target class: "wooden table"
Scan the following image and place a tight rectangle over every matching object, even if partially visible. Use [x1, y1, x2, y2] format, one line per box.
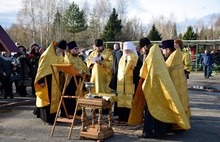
[78, 98, 114, 142]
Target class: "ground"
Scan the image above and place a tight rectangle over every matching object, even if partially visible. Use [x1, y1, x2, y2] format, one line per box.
[0, 71, 220, 142]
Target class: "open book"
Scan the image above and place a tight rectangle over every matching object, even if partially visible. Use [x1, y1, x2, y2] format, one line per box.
[90, 56, 102, 64]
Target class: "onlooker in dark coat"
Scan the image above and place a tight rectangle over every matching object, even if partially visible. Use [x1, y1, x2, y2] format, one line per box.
[109, 41, 123, 116]
[13, 45, 31, 97]
[0, 52, 14, 99]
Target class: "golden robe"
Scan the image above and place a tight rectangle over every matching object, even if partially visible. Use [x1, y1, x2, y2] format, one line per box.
[166, 49, 191, 129]
[117, 52, 138, 108]
[86, 49, 113, 93]
[64, 50, 90, 76]
[35, 41, 65, 113]
[128, 44, 191, 130]
[182, 51, 192, 73]
[64, 50, 90, 97]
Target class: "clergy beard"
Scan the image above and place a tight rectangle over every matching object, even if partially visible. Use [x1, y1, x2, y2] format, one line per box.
[55, 48, 62, 56]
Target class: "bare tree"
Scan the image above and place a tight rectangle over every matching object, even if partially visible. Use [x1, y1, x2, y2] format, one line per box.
[116, 0, 127, 24]
[82, 0, 90, 22]
[94, 0, 112, 33]
[151, 14, 178, 40]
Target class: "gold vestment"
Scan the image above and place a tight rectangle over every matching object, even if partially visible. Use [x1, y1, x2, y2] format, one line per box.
[35, 41, 65, 113]
[117, 52, 138, 108]
[128, 44, 191, 130]
[86, 49, 113, 93]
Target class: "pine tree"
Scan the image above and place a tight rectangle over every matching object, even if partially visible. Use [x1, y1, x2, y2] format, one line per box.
[101, 8, 122, 41]
[63, 1, 87, 35]
[182, 26, 197, 40]
[179, 33, 183, 39]
[147, 24, 162, 41]
[217, 30, 220, 39]
[171, 23, 178, 39]
[51, 9, 65, 41]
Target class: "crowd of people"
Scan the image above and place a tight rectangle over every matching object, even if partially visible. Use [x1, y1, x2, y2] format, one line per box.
[0, 37, 218, 138]
[0, 43, 45, 99]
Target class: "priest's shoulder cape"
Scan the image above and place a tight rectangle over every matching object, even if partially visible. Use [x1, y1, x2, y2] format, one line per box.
[64, 49, 90, 75]
[129, 44, 190, 130]
[34, 41, 65, 113]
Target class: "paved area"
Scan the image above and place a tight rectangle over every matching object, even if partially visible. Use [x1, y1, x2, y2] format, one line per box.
[0, 71, 220, 141]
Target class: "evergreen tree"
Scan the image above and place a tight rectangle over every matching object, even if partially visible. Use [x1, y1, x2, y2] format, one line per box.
[199, 26, 207, 40]
[51, 9, 65, 41]
[182, 26, 197, 40]
[87, 8, 101, 45]
[63, 1, 87, 35]
[101, 8, 122, 41]
[208, 25, 214, 40]
[147, 24, 162, 41]
[217, 30, 220, 39]
[171, 23, 178, 39]
[179, 33, 183, 39]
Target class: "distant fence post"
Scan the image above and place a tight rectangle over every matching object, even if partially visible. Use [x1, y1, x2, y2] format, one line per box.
[196, 42, 198, 72]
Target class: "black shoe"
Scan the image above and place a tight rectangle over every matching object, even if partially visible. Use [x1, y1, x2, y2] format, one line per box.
[4, 97, 7, 99]
[10, 96, 14, 99]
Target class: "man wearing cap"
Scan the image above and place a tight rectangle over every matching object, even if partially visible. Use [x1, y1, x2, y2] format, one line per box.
[33, 39, 67, 125]
[116, 42, 138, 122]
[86, 39, 113, 94]
[162, 40, 176, 61]
[80, 48, 88, 63]
[60, 41, 90, 117]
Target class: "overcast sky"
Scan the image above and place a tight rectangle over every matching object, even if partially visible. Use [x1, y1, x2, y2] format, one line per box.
[1, 0, 220, 28]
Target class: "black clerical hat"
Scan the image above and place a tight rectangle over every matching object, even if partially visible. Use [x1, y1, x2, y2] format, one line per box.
[139, 38, 151, 48]
[162, 40, 174, 49]
[67, 41, 78, 50]
[95, 39, 103, 47]
[57, 39, 67, 50]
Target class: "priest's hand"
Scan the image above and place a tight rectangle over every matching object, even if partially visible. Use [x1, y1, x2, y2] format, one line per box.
[130, 65, 135, 70]
[40, 83, 45, 88]
[95, 60, 102, 65]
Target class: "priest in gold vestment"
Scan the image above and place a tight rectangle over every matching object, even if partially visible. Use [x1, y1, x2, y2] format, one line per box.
[166, 41, 191, 129]
[86, 39, 113, 94]
[117, 42, 138, 122]
[33, 40, 67, 124]
[60, 41, 90, 117]
[129, 41, 190, 138]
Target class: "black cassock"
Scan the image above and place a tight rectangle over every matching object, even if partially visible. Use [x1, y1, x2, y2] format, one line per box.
[60, 76, 82, 117]
[109, 50, 123, 116]
[143, 101, 172, 137]
[33, 74, 56, 124]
